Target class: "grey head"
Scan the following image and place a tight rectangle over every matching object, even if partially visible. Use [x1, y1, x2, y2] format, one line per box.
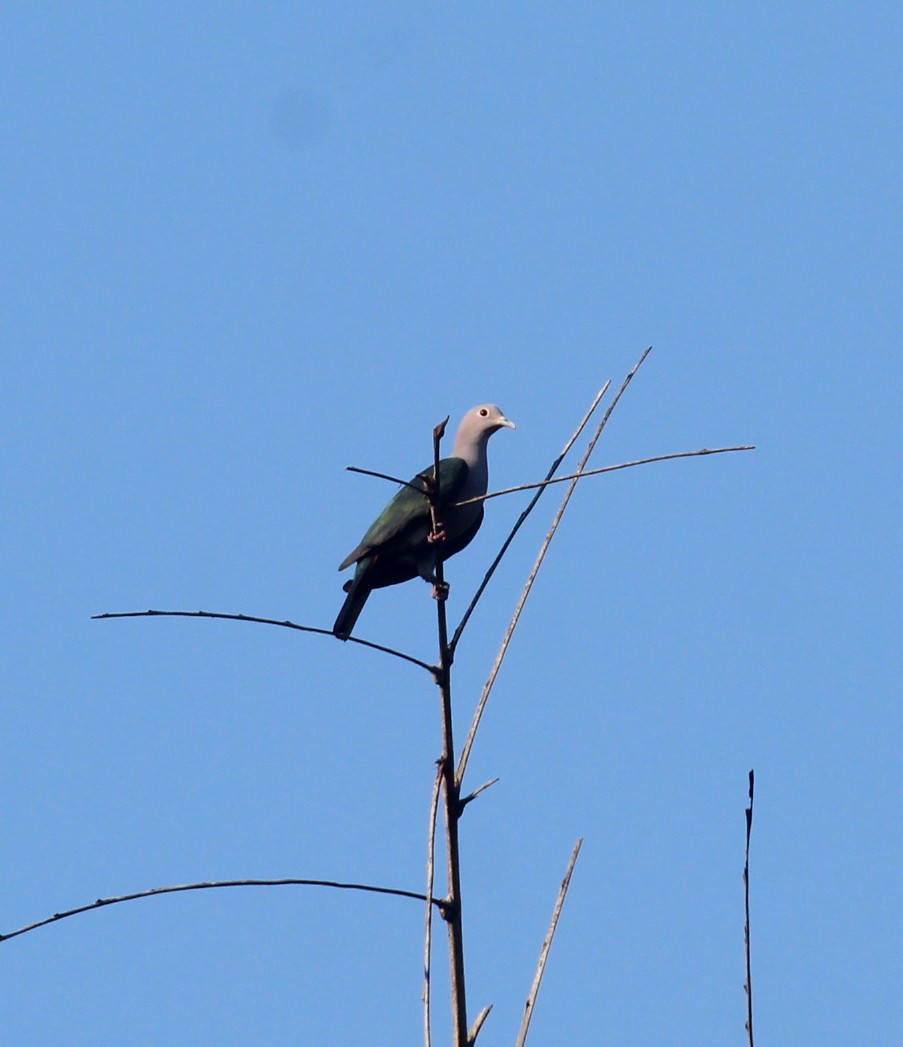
[452, 404, 516, 466]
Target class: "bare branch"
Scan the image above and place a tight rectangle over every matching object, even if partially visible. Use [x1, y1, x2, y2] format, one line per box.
[429, 417, 450, 544]
[424, 761, 444, 1047]
[426, 421, 470, 1047]
[92, 609, 435, 674]
[345, 464, 428, 494]
[457, 381, 620, 785]
[1, 878, 441, 944]
[455, 445, 756, 509]
[744, 769, 756, 1047]
[515, 839, 584, 1047]
[449, 375, 614, 652]
[468, 1004, 493, 1045]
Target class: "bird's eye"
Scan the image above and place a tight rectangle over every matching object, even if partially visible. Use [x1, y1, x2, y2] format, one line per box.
[479, 408, 488, 417]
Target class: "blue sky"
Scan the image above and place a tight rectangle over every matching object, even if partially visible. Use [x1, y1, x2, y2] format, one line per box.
[2, 4, 901, 1044]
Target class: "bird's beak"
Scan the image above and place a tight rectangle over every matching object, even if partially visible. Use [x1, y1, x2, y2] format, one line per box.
[498, 415, 516, 430]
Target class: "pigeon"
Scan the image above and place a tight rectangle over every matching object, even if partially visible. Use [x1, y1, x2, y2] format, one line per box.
[333, 404, 515, 638]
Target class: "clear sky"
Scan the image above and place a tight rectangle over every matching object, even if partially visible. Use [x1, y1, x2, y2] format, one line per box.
[2, 4, 900, 1045]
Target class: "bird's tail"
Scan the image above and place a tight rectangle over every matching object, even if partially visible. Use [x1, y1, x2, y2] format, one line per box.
[333, 572, 369, 640]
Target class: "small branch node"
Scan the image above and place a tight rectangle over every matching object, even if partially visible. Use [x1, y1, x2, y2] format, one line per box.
[437, 898, 456, 923]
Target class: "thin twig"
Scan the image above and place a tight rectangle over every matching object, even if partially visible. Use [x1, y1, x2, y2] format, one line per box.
[515, 838, 584, 1047]
[455, 445, 756, 508]
[428, 416, 450, 543]
[449, 377, 613, 653]
[456, 370, 635, 784]
[92, 610, 435, 674]
[424, 761, 444, 1047]
[345, 464, 429, 494]
[0, 878, 442, 944]
[744, 770, 756, 1047]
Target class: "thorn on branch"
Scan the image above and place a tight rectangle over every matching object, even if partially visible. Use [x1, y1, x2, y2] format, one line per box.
[460, 778, 501, 811]
[467, 1004, 493, 1045]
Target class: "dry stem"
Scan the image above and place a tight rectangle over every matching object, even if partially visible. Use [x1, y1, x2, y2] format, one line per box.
[515, 838, 584, 1047]
[424, 761, 444, 1047]
[425, 418, 469, 1047]
[744, 769, 756, 1047]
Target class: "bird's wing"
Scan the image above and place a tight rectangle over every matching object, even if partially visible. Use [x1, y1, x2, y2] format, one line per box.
[338, 457, 469, 570]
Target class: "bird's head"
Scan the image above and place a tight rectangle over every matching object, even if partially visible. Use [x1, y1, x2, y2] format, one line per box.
[459, 404, 516, 438]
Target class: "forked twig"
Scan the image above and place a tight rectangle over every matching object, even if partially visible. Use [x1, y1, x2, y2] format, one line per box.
[449, 375, 614, 652]
[92, 610, 435, 674]
[0, 878, 441, 944]
[514, 838, 583, 1047]
[744, 770, 756, 1047]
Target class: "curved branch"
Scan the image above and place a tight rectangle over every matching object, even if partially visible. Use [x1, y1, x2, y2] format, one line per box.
[1, 878, 444, 944]
[468, 1004, 493, 1045]
[91, 610, 435, 674]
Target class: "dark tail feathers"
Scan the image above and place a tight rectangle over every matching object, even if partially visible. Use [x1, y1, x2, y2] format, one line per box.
[333, 574, 370, 640]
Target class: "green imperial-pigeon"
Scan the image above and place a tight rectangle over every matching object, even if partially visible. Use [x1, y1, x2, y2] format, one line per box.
[333, 404, 515, 638]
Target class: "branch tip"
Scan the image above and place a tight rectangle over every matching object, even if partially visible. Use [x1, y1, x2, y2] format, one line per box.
[467, 1004, 493, 1045]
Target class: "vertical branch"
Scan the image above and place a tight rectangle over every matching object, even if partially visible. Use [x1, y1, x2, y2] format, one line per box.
[427, 417, 469, 1047]
[423, 761, 443, 1047]
[514, 838, 584, 1047]
[744, 769, 756, 1047]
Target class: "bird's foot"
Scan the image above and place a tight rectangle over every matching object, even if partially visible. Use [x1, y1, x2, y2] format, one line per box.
[427, 527, 447, 544]
[432, 581, 450, 602]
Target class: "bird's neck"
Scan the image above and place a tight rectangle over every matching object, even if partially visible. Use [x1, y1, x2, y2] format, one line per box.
[452, 433, 490, 495]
